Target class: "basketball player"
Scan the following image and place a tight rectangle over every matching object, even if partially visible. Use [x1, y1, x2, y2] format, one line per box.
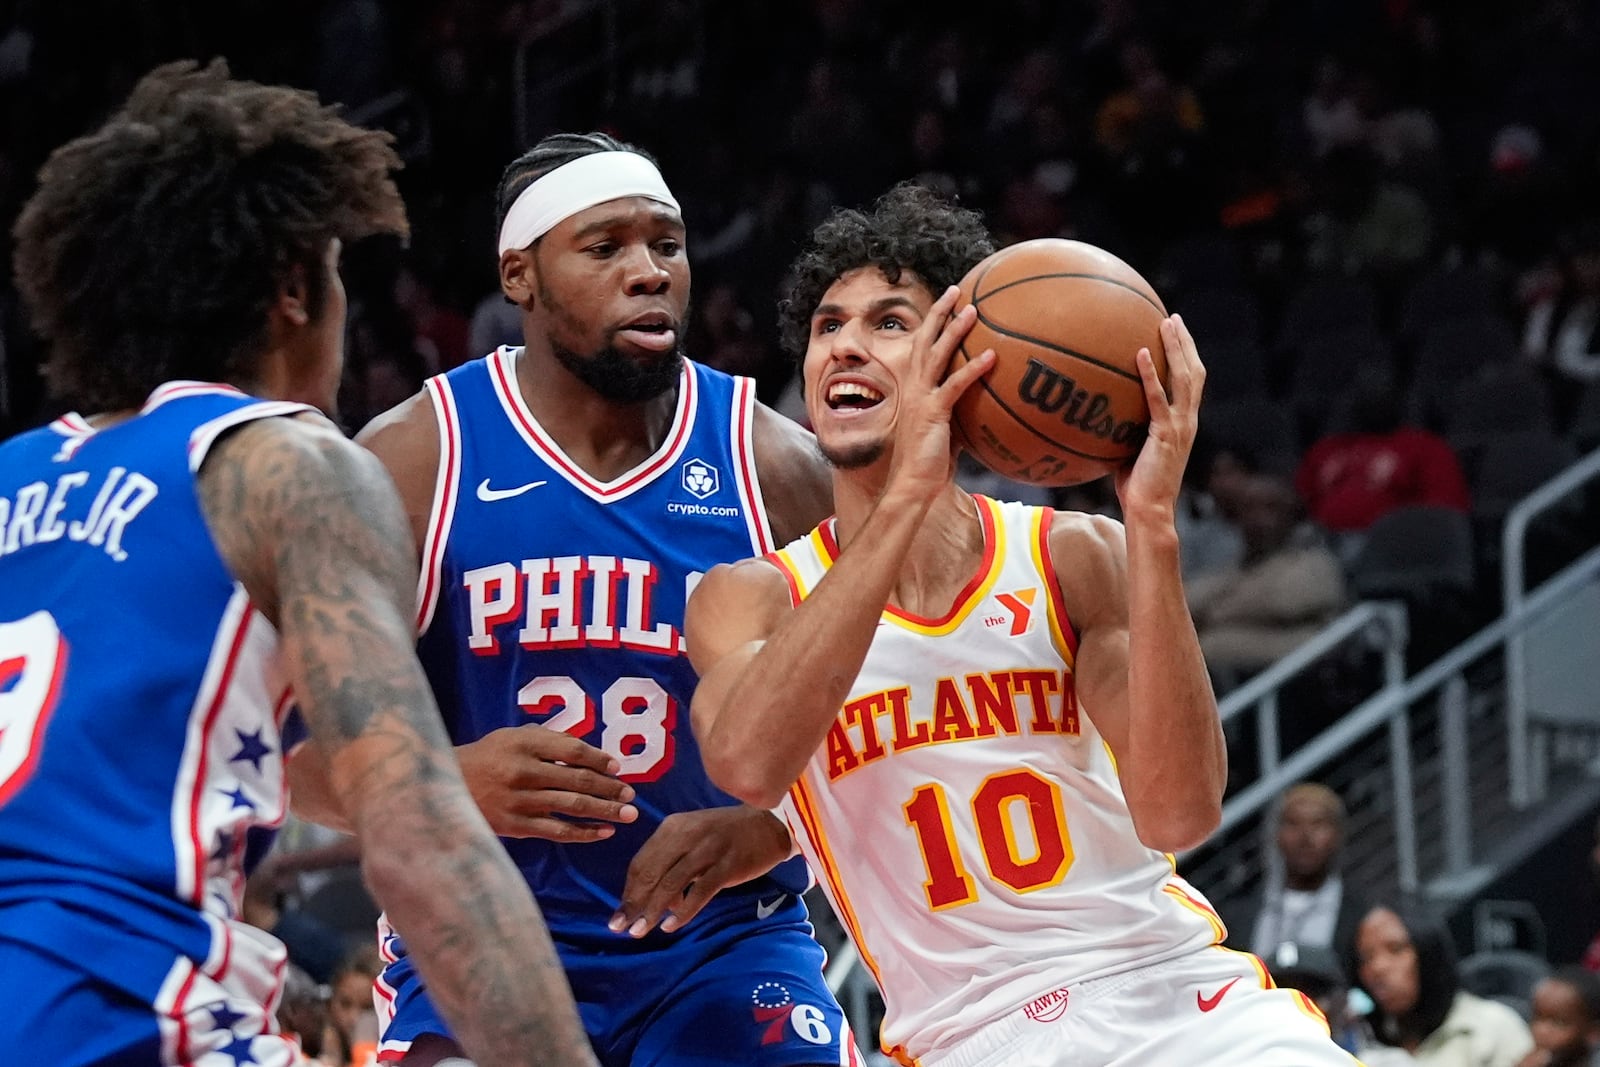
[0, 63, 594, 1067]
[685, 184, 1359, 1066]
[287, 133, 855, 1067]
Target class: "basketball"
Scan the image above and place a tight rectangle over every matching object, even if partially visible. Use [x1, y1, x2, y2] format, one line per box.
[949, 238, 1169, 487]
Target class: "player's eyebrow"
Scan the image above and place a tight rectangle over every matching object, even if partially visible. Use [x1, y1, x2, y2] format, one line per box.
[812, 295, 923, 321]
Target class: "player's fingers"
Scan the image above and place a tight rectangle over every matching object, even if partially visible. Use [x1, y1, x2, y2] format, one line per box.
[496, 813, 617, 843]
[1136, 348, 1172, 423]
[516, 762, 636, 804]
[658, 874, 721, 934]
[1169, 313, 1206, 409]
[926, 304, 978, 374]
[517, 727, 622, 776]
[515, 789, 639, 825]
[612, 851, 701, 937]
[939, 348, 995, 402]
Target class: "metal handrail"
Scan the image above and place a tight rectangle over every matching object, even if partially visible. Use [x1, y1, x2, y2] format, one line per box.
[1217, 544, 1600, 842]
[1503, 446, 1600, 807]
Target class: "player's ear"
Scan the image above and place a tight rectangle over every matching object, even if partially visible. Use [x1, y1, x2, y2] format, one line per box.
[500, 247, 539, 311]
[275, 261, 313, 327]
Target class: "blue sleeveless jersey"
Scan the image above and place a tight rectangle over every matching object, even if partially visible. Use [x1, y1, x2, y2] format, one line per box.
[414, 348, 808, 932]
[0, 383, 309, 1043]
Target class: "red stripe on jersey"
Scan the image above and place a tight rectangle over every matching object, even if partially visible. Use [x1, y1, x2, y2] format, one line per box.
[1037, 508, 1080, 657]
[417, 377, 461, 632]
[732, 377, 772, 553]
[187, 612, 252, 904]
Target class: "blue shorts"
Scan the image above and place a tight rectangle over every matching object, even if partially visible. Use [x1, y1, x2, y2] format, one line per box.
[377, 892, 858, 1067]
[0, 902, 298, 1067]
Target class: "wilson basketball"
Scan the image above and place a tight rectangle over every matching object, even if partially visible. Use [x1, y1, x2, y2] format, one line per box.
[950, 239, 1169, 487]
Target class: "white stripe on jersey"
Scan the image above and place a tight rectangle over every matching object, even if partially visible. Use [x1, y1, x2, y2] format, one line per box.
[729, 375, 775, 554]
[769, 496, 1224, 1062]
[416, 374, 464, 634]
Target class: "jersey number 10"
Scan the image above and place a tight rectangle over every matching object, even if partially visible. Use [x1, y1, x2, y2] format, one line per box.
[903, 768, 1075, 910]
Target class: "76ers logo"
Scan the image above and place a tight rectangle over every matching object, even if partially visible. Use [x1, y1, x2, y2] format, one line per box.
[751, 982, 833, 1046]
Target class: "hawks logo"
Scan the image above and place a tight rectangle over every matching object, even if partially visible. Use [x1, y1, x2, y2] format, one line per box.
[750, 981, 833, 1046]
[1023, 985, 1072, 1023]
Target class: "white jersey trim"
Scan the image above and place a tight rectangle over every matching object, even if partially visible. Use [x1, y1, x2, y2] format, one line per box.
[731, 375, 774, 553]
[416, 375, 464, 634]
[187, 401, 319, 473]
[486, 346, 698, 504]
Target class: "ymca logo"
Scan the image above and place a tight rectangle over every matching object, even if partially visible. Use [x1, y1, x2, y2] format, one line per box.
[983, 588, 1038, 637]
[681, 458, 719, 499]
[751, 981, 833, 1047]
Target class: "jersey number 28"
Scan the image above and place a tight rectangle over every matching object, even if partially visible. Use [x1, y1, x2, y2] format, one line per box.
[518, 674, 674, 783]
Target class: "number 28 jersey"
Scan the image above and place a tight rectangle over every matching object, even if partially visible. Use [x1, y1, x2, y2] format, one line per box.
[767, 496, 1225, 1062]
[413, 348, 808, 933]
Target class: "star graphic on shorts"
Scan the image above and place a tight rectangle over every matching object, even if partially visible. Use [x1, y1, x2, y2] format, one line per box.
[218, 786, 255, 811]
[210, 831, 235, 864]
[207, 1001, 248, 1032]
[229, 729, 273, 773]
[219, 1032, 259, 1065]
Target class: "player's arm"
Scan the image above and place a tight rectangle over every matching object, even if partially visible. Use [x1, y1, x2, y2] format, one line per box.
[1060, 315, 1224, 853]
[200, 414, 597, 1067]
[751, 402, 834, 544]
[690, 288, 991, 808]
[285, 394, 638, 840]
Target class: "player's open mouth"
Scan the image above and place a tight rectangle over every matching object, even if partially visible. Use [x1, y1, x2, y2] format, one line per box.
[826, 381, 884, 411]
[616, 314, 678, 353]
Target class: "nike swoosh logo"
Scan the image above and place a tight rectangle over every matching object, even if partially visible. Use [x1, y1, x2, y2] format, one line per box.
[755, 894, 786, 920]
[476, 478, 547, 502]
[1196, 976, 1241, 1013]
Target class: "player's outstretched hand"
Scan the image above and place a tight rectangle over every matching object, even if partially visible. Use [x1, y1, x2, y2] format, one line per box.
[609, 807, 793, 938]
[455, 724, 639, 841]
[1115, 313, 1204, 518]
[886, 285, 994, 505]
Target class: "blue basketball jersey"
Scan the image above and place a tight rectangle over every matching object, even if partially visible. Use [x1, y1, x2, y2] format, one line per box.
[0, 383, 311, 1060]
[414, 348, 808, 931]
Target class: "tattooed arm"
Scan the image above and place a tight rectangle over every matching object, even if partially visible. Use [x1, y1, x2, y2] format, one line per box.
[200, 414, 597, 1067]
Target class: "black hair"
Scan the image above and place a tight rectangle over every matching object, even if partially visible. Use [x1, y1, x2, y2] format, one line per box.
[1349, 900, 1460, 1049]
[13, 59, 408, 412]
[778, 182, 995, 361]
[494, 131, 661, 247]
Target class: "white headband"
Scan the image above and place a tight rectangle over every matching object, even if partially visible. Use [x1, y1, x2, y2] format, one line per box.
[496, 151, 681, 256]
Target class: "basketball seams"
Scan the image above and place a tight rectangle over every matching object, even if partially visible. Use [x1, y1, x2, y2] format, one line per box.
[951, 342, 1128, 463]
[973, 270, 1165, 315]
[969, 302, 1145, 386]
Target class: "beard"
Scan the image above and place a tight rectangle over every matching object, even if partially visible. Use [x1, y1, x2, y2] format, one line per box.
[537, 263, 686, 404]
[819, 437, 886, 470]
[550, 337, 684, 403]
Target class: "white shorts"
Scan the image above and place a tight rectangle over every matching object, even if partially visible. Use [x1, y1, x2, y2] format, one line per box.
[918, 945, 1360, 1067]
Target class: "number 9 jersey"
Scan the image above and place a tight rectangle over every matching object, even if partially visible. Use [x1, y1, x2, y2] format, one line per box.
[765, 496, 1227, 1063]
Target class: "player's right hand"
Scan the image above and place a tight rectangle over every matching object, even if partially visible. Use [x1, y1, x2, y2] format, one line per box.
[456, 725, 639, 841]
[886, 285, 993, 504]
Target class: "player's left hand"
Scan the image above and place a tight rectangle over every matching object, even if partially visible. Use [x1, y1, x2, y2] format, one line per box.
[1115, 313, 1204, 520]
[609, 806, 793, 938]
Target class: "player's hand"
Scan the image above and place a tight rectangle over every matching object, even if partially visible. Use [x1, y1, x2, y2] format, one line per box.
[455, 725, 639, 842]
[1115, 313, 1203, 521]
[886, 285, 994, 504]
[609, 807, 792, 937]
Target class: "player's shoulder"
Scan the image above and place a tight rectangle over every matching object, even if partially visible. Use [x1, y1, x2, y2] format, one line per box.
[749, 402, 832, 544]
[1042, 507, 1127, 611]
[353, 387, 439, 501]
[696, 554, 793, 604]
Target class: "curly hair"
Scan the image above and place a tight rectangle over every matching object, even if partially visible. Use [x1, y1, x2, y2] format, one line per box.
[494, 131, 661, 247]
[12, 59, 408, 412]
[778, 182, 995, 361]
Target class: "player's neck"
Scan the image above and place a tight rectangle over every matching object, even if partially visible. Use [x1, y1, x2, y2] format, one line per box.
[513, 346, 679, 481]
[836, 480, 983, 617]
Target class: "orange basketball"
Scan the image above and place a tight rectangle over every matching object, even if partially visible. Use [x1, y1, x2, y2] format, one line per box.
[949, 238, 1168, 487]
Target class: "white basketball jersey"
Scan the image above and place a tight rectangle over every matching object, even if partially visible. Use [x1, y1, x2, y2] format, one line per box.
[768, 495, 1225, 1064]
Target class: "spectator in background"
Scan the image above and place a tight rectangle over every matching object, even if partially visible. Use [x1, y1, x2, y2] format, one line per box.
[278, 963, 339, 1066]
[328, 944, 384, 1067]
[1224, 782, 1367, 962]
[1185, 472, 1348, 685]
[1296, 361, 1470, 555]
[1352, 900, 1535, 1067]
[1301, 143, 1434, 282]
[1268, 941, 1415, 1065]
[1521, 220, 1600, 387]
[1515, 967, 1600, 1067]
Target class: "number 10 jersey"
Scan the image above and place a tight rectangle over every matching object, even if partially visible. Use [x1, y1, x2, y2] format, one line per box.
[766, 496, 1225, 1063]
